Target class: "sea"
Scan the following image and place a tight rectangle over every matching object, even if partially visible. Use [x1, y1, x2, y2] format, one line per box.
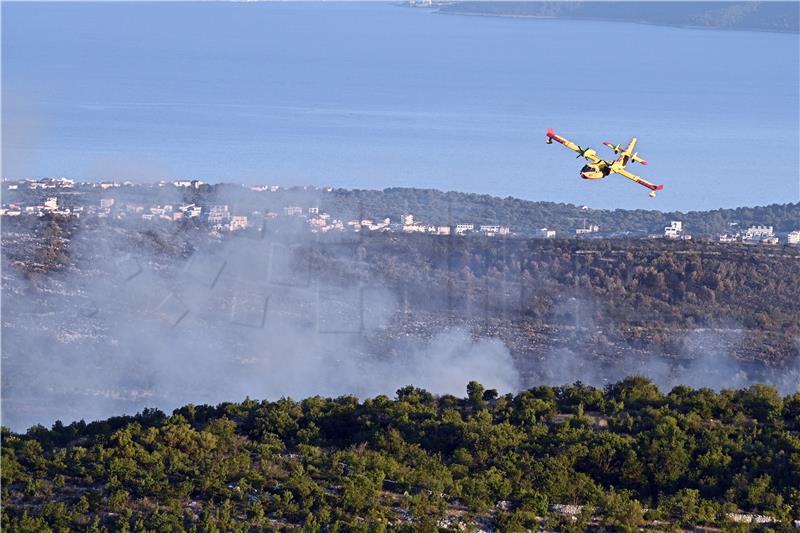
[3, 1, 798, 211]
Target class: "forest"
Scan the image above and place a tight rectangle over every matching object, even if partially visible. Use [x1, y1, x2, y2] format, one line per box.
[3, 378, 800, 531]
[314, 234, 800, 363]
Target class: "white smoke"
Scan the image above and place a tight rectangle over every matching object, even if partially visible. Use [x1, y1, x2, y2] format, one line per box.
[2, 207, 798, 432]
[1, 212, 520, 431]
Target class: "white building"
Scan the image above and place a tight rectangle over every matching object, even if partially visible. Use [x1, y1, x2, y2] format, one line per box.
[100, 198, 115, 209]
[174, 179, 204, 189]
[664, 221, 683, 239]
[403, 223, 426, 233]
[402, 213, 414, 226]
[284, 206, 303, 216]
[576, 224, 599, 235]
[787, 230, 800, 245]
[366, 218, 391, 231]
[455, 223, 474, 235]
[308, 217, 327, 229]
[178, 203, 202, 218]
[229, 216, 249, 231]
[479, 225, 509, 237]
[44, 197, 58, 210]
[744, 225, 774, 241]
[539, 227, 556, 239]
[208, 205, 230, 225]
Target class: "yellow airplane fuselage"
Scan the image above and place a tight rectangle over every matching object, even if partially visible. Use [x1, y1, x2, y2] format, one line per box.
[580, 161, 610, 180]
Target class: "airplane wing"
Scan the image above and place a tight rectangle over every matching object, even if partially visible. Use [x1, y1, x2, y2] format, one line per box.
[546, 128, 602, 163]
[616, 167, 664, 197]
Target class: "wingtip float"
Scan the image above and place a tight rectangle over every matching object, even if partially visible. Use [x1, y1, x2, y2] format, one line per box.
[546, 128, 664, 198]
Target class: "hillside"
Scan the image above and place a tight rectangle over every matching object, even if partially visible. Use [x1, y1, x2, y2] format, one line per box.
[4, 181, 799, 237]
[319, 187, 800, 236]
[436, 1, 800, 33]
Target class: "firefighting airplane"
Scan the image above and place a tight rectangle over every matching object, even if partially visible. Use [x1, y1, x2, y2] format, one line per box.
[545, 128, 664, 197]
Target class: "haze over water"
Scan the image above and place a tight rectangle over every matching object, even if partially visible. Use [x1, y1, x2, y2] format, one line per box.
[3, 2, 798, 211]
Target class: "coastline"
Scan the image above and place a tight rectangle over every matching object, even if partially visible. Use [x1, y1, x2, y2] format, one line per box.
[430, 6, 800, 35]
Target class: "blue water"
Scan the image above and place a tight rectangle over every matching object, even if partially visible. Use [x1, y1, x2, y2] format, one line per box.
[3, 2, 798, 211]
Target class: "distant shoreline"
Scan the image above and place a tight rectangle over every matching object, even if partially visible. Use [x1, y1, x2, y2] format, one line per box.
[426, 1, 800, 35]
[435, 9, 799, 34]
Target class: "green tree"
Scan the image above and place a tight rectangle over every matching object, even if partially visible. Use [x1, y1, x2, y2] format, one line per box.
[467, 381, 485, 406]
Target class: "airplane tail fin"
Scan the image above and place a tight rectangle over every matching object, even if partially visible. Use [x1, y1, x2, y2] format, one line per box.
[605, 142, 648, 165]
